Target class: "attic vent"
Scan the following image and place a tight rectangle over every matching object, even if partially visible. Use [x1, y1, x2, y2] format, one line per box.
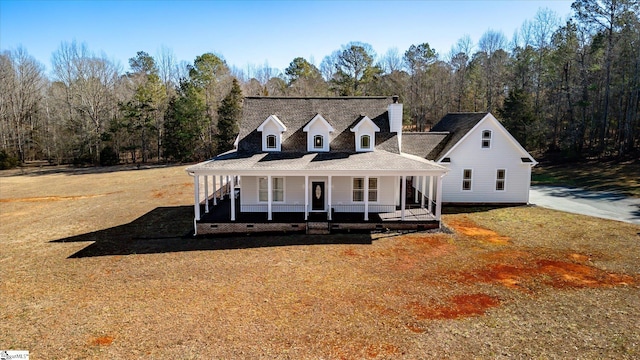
[441, 157, 451, 163]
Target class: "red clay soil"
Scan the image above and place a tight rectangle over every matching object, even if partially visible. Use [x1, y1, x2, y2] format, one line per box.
[89, 335, 114, 346]
[409, 293, 501, 320]
[449, 217, 637, 291]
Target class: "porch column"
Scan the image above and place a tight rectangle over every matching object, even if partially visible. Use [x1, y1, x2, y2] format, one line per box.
[364, 175, 369, 221]
[212, 176, 217, 206]
[414, 176, 419, 203]
[435, 175, 443, 221]
[328, 175, 332, 220]
[304, 175, 309, 220]
[204, 175, 209, 213]
[219, 176, 224, 200]
[230, 175, 236, 221]
[267, 175, 273, 221]
[401, 175, 406, 221]
[194, 174, 200, 221]
[429, 175, 435, 214]
[421, 175, 426, 209]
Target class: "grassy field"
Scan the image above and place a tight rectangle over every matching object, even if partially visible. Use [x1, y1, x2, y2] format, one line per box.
[1, 165, 639, 359]
[532, 158, 640, 197]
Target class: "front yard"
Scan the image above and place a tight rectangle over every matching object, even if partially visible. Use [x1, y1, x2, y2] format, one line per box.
[1, 165, 638, 359]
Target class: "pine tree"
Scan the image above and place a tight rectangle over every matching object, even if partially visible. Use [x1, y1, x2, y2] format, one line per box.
[216, 78, 242, 154]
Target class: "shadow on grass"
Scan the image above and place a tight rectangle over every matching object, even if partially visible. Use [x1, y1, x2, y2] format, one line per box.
[50, 206, 374, 258]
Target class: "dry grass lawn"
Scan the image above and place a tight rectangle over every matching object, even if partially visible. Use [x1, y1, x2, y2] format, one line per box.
[1, 165, 639, 359]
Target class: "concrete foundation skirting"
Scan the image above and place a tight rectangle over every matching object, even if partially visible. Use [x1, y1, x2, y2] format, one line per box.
[198, 222, 306, 235]
[197, 221, 440, 235]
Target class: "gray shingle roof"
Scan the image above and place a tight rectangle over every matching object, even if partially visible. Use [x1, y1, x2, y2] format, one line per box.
[428, 112, 488, 160]
[186, 149, 447, 174]
[401, 132, 450, 160]
[237, 97, 394, 154]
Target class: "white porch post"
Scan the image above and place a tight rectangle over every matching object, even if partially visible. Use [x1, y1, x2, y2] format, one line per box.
[204, 175, 209, 213]
[328, 175, 332, 221]
[212, 175, 217, 206]
[414, 176, 419, 203]
[194, 174, 201, 221]
[219, 176, 224, 200]
[401, 175, 406, 221]
[421, 175, 426, 209]
[364, 175, 369, 221]
[304, 175, 309, 220]
[435, 175, 443, 221]
[429, 175, 435, 214]
[267, 175, 273, 221]
[230, 175, 236, 221]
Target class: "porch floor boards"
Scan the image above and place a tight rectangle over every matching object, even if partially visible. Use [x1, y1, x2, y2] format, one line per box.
[198, 197, 436, 224]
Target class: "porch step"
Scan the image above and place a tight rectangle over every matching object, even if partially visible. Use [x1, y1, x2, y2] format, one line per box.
[307, 221, 330, 235]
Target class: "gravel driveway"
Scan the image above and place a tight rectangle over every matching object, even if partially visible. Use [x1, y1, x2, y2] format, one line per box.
[529, 185, 640, 225]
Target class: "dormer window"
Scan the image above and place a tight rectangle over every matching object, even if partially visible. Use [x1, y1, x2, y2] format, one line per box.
[482, 130, 492, 148]
[350, 115, 380, 152]
[303, 114, 334, 152]
[266, 135, 277, 149]
[360, 135, 371, 150]
[257, 115, 287, 152]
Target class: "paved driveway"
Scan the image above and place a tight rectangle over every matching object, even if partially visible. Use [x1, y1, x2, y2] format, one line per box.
[529, 185, 640, 225]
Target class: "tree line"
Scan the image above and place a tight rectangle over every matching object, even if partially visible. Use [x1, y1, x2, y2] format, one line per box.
[1, 0, 638, 169]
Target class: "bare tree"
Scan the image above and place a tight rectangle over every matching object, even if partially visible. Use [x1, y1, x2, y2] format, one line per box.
[0, 47, 47, 163]
[51, 41, 120, 163]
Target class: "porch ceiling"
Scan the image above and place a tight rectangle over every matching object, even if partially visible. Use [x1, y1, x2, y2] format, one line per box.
[186, 150, 448, 176]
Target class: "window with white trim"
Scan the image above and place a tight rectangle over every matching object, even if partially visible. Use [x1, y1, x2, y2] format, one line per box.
[353, 177, 378, 202]
[266, 134, 277, 149]
[482, 130, 492, 148]
[496, 169, 506, 191]
[360, 135, 371, 149]
[462, 169, 472, 191]
[258, 177, 284, 202]
[313, 135, 323, 149]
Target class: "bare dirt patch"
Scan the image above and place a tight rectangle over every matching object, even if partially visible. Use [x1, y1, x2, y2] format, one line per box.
[1, 166, 638, 359]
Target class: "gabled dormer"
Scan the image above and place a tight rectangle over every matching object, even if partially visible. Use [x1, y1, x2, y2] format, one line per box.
[257, 115, 287, 152]
[350, 115, 380, 152]
[302, 114, 334, 152]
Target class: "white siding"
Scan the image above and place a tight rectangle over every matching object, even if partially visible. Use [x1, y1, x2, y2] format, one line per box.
[441, 118, 532, 203]
[239, 175, 399, 212]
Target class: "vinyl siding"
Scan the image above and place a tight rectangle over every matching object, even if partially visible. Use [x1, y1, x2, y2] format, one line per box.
[440, 118, 532, 203]
[240, 175, 398, 212]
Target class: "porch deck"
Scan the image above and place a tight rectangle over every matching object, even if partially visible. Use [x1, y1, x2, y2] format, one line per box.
[196, 196, 439, 235]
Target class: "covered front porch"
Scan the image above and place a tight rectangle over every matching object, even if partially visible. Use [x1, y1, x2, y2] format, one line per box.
[188, 173, 444, 235]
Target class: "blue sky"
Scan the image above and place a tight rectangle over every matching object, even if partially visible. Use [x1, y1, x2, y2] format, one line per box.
[1, 0, 574, 75]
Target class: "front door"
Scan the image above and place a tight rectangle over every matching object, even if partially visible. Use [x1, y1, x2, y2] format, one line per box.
[311, 181, 325, 211]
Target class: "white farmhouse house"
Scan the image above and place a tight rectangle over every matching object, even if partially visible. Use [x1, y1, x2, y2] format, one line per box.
[186, 96, 448, 235]
[186, 97, 536, 235]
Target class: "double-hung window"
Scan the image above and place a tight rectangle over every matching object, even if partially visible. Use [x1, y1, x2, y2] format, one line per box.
[462, 169, 472, 191]
[313, 135, 323, 149]
[353, 177, 377, 202]
[496, 169, 506, 191]
[482, 130, 491, 148]
[258, 177, 284, 202]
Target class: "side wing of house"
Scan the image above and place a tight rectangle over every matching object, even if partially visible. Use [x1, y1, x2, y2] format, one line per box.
[437, 113, 537, 204]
